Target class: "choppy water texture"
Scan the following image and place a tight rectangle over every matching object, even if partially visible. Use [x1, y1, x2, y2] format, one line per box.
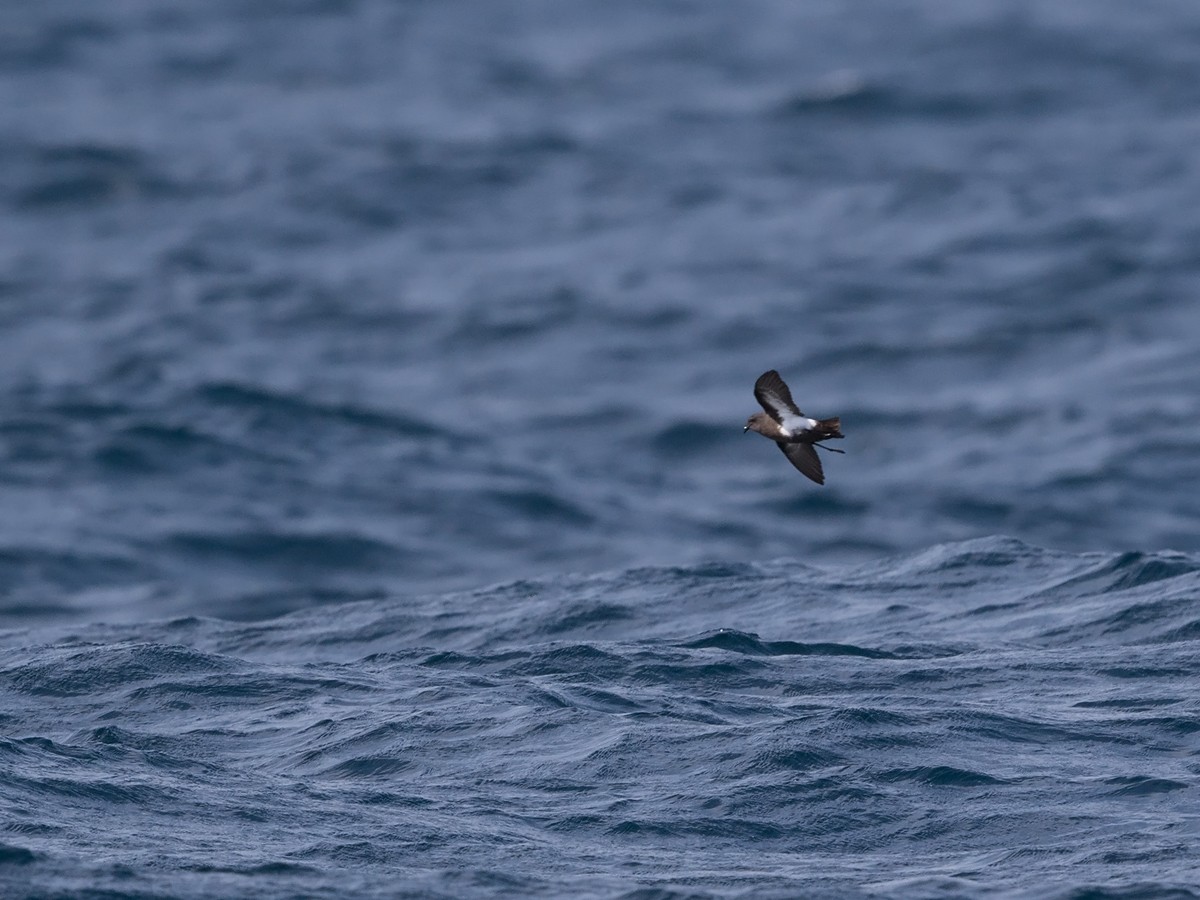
[2, 0, 1200, 897]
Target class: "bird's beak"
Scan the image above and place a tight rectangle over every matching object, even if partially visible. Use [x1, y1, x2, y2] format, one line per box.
[742, 426, 749, 434]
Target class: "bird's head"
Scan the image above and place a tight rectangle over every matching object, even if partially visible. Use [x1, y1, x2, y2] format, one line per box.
[744, 412, 770, 435]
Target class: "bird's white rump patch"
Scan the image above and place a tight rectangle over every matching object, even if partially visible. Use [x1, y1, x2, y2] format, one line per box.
[779, 414, 818, 436]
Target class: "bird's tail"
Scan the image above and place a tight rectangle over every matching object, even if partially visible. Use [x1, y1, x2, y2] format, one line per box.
[816, 417, 843, 440]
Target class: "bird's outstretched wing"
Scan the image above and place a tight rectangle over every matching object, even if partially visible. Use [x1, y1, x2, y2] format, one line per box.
[755, 370, 813, 434]
[754, 370, 801, 418]
[779, 441, 824, 484]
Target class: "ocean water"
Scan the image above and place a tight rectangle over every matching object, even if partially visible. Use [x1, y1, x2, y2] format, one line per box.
[2, 0, 1200, 897]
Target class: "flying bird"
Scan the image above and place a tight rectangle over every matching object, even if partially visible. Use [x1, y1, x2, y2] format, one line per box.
[744, 370, 844, 484]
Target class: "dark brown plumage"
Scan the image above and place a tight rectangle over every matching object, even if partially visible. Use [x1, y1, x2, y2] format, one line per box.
[744, 370, 843, 484]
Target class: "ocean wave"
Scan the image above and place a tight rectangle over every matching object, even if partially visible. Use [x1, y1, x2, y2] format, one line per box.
[1, 538, 1199, 896]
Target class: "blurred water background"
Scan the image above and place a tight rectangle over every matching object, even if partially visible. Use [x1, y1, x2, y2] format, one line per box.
[2, 1, 1200, 897]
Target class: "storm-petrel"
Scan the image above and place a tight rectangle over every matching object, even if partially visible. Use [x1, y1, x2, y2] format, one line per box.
[744, 370, 844, 484]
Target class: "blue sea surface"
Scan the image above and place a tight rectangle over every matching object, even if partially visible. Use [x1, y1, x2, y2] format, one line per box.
[2, 1, 1200, 897]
